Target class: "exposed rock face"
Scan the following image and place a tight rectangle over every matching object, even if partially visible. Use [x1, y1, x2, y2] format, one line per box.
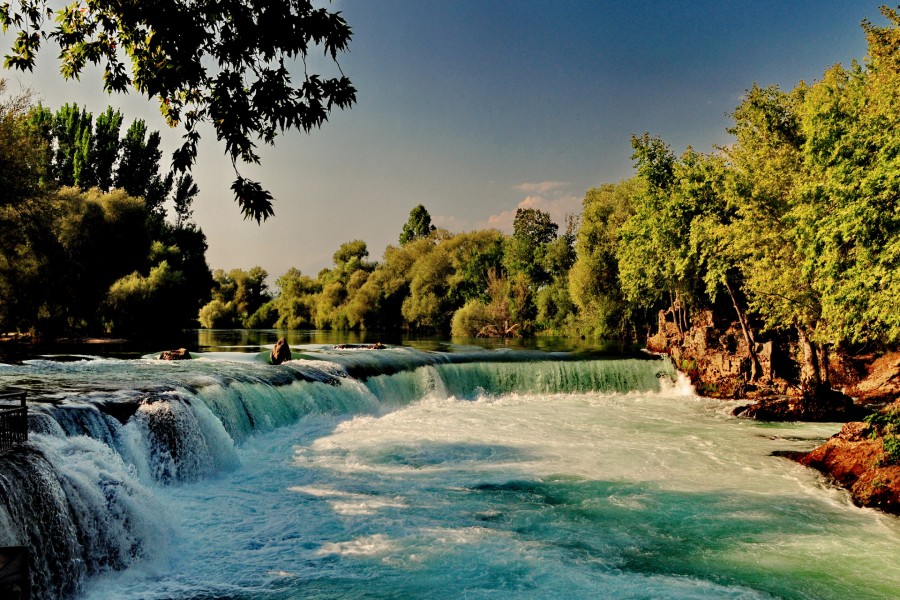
[844, 351, 900, 406]
[271, 338, 292, 365]
[798, 419, 900, 515]
[649, 309, 793, 400]
[159, 348, 190, 361]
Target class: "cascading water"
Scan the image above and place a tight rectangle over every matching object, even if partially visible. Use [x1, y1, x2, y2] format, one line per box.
[0, 346, 897, 599]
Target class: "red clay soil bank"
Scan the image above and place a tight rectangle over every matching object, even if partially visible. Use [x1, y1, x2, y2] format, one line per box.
[798, 416, 900, 515]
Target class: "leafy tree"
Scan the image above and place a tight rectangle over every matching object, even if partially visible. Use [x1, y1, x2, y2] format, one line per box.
[115, 119, 169, 216]
[0, 84, 212, 338]
[402, 243, 452, 330]
[50, 103, 92, 188]
[105, 261, 188, 337]
[272, 268, 319, 329]
[793, 8, 900, 346]
[172, 174, 199, 231]
[90, 106, 123, 191]
[332, 239, 370, 271]
[568, 180, 639, 338]
[198, 298, 240, 329]
[616, 135, 688, 333]
[443, 229, 505, 306]
[2, 0, 356, 222]
[504, 207, 558, 286]
[450, 269, 524, 337]
[399, 204, 437, 245]
[723, 84, 820, 388]
[0, 81, 46, 206]
[200, 266, 271, 328]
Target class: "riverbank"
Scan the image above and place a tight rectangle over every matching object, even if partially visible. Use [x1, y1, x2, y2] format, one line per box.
[648, 308, 900, 515]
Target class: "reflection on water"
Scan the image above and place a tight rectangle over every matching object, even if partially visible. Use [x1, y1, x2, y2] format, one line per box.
[195, 329, 638, 355]
[1, 329, 640, 363]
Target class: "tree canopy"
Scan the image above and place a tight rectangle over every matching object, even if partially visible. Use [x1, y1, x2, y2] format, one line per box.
[1, 0, 356, 222]
[399, 205, 436, 245]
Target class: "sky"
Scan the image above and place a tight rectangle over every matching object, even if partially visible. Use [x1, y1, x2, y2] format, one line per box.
[0, 0, 882, 281]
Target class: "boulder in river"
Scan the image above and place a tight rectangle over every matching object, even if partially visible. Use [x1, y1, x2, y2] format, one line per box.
[271, 338, 292, 365]
[159, 348, 191, 361]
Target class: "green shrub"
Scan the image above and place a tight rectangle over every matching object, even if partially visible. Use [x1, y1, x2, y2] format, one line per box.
[882, 435, 900, 466]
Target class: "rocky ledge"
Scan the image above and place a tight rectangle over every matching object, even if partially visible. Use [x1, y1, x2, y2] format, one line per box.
[733, 390, 866, 422]
[794, 405, 900, 515]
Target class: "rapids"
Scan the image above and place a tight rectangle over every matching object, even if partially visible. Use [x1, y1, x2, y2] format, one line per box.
[1, 344, 898, 599]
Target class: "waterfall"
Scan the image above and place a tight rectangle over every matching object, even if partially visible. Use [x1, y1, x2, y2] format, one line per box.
[0, 441, 164, 600]
[0, 349, 673, 597]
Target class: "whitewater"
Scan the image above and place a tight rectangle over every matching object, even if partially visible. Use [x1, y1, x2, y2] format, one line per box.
[1, 345, 899, 599]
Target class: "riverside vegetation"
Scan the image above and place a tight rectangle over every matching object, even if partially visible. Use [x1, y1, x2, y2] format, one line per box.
[2, 8, 900, 509]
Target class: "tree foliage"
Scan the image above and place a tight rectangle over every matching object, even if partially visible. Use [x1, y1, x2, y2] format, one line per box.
[0, 85, 212, 338]
[1, 0, 357, 222]
[399, 204, 437, 245]
[0, 81, 45, 205]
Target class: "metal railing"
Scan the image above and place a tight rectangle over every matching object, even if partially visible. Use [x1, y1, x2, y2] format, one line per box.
[0, 392, 27, 452]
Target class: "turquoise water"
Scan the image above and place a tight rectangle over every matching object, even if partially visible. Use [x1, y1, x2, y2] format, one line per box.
[1, 346, 898, 599]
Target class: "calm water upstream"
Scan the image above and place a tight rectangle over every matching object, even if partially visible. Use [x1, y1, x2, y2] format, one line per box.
[1, 339, 898, 599]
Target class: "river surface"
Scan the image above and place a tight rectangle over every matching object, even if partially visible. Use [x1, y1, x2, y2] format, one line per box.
[1, 339, 898, 599]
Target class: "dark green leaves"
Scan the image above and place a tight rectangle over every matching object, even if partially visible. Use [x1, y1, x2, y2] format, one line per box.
[231, 175, 274, 224]
[3, 0, 356, 222]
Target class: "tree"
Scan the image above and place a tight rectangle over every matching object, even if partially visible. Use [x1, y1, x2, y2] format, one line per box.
[172, 174, 199, 230]
[792, 8, 900, 346]
[0, 81, 46, 206]
[50, 103, 92, 188]
[115, 119, 168, 216]
[399, 204, 436, 245]
[332, 240, 369, 269]
[724, 84, 821, 390]
[272, 268, 319, 329]
[617, 135, 687, 332]
[504, 207, 558, 286]
[90, 107, 123, 191]
[2, 0, 356, 223]
[569, 180, 639, 338]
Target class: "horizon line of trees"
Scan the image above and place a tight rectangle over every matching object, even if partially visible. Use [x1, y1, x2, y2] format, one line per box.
[203, 8, 900, 397]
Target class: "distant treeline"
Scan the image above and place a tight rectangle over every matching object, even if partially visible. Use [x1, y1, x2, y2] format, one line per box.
[208, 9, 900, 387]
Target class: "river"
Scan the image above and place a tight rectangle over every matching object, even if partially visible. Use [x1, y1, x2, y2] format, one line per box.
[1, 339, 898, 599]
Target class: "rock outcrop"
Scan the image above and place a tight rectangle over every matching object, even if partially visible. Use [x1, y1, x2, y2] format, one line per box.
[270, 338, 292, 365]
[649, 309, 793, 400]
[843, 351, 900, 406]
[797, 412, 900, 515]
[733, 390, 863, 422]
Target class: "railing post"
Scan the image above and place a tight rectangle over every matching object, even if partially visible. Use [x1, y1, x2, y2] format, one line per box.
[0, 392, 27, 452]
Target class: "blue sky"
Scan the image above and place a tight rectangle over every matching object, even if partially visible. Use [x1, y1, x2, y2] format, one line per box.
[0, 1, 880, 280]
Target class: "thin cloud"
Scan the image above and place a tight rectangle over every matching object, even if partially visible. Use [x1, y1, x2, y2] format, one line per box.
[514, 181, 569, 194]
[432, 214, 471, 233]
[480, 195, 582, 233]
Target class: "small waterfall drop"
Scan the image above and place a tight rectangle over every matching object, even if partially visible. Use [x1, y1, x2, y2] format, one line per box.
[0, 347, 673, 596]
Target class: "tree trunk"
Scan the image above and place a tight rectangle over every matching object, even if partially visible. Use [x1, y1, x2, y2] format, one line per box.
[816, 342, 831, 388]
[675, 290, 688, 334]
[668, 289, 683, 339]
[797, 326, 821, 396]
[724, 280, 761, 381]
